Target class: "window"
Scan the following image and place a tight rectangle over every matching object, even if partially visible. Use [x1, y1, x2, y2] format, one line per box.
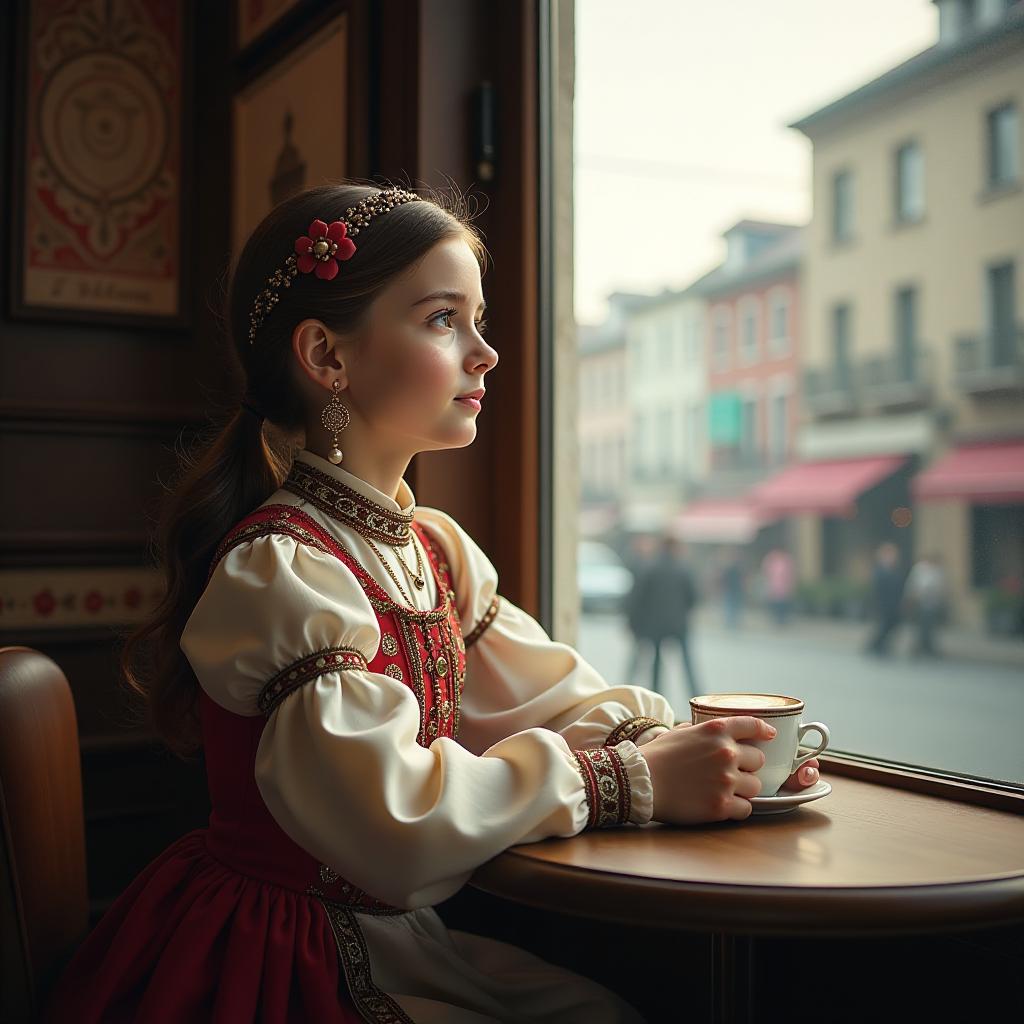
[738, 296, 759, 365]
[740, 393, 759, 464]
[895, 141, 925, 223]
[658, 407, 672, 471]
[687, 401, 703, 469]
[987, 102, 1019, 188]
[894, 286, 918, 380]
[986, 261, 1017, 366]
[685, 316, 703, 365]
[832, 168, 854, 242]
[568, 5, 1022, 794]
[832, 303, 853, 387]
[770, 389, 788, 464]
[711, 306, 731, 370]
[768, 288, 791, 356]
[659, 322, 673, 369]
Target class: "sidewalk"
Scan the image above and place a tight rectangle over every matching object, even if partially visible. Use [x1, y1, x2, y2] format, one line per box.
[688, 604, 1024, 671]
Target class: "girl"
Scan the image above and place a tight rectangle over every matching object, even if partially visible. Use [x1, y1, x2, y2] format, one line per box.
[41, 181, 820, 1024]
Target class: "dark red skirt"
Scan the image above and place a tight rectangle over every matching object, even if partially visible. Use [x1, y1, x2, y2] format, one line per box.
[39, 829, 363, 1023]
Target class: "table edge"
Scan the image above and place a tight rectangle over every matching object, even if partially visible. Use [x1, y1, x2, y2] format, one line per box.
[469, 855, 1024, 935]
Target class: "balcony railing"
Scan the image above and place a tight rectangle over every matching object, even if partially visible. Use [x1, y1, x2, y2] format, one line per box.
[859, 348, 934, 410]
[804, 364, 858, 417]
[954, 328, 1024, 395]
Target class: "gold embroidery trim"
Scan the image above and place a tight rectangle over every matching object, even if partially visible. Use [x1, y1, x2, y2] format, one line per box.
[313, 896, 415, 1023]
[604, 716, 669, 749]
[282, 460, 415, 544]
[463, 594, 501, 649]
[258, 645, 369, 716]
[572, 747, 632, 829]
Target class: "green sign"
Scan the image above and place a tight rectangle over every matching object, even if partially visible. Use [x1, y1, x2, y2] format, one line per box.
[709, 392, 742, 445]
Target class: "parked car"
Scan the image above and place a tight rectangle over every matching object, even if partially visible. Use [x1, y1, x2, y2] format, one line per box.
[578, 540, 633, 614]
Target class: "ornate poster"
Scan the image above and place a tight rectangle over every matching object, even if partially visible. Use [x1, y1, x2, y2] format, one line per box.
[15, 0, 185, 323]
[232, 14, 347, 259]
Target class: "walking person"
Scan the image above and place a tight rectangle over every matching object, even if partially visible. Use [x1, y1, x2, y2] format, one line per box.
[905, 552, 948, 658]
[864, 541, 905, 657]
[631, 534, 701, 702]
[761, 546, 795, 626]
[622, 533, 657, 683]
[720, 546, 745, 629]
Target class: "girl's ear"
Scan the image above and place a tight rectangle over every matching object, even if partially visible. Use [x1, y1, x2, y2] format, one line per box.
[292, 319, 347, 387]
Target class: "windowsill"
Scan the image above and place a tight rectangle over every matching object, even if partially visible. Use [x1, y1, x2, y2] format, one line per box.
[818, 751, 1024, 814]
[977, 180, 1022, 204]
[829, 235, 857, 251]
[890, 213, 927, 232]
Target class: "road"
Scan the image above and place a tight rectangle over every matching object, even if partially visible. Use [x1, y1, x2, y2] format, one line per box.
[576, 609, 1024, 786]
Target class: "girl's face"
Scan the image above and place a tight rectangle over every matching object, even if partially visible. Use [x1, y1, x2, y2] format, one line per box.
[344, 236, 498, 457]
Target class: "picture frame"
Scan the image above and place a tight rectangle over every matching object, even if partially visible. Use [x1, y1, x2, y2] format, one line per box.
[236, 0, 303, 54]
[9, 0, 191, 328]
[232, 13, 349, 261]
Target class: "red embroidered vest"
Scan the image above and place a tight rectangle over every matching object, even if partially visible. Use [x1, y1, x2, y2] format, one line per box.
[200, 502, 470, 915]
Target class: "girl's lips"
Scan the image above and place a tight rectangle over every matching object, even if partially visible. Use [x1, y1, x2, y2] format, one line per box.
[454, 397, 482, 411]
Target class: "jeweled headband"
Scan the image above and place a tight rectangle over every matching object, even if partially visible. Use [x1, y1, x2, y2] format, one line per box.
[247, 187, 424, 344]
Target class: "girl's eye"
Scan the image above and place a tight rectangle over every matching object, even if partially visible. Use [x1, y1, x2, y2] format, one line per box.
[430, 308, 458, 330]
[430, 308, 489, 336]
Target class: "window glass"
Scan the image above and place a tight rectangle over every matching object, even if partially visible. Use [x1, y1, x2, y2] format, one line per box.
[570, 0, 1024, 787]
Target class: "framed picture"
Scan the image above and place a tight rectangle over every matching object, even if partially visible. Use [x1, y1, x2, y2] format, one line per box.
[232, 14, 349, 259]
[10, 0, 189, 327]
[236, 0, 302, 52]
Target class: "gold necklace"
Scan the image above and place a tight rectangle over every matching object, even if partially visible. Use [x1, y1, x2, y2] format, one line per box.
[394, 531, 426, 590]
[365, 533, 427, 606]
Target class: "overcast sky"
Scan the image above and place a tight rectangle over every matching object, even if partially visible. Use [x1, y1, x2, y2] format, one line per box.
[574, 0, 939, 324]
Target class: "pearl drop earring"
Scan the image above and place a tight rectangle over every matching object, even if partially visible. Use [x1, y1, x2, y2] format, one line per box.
[321, 379, 351, 464]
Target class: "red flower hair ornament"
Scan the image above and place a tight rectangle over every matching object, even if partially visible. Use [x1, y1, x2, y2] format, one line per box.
[248, 188, 423, 345]
[294, 219, 357, 280]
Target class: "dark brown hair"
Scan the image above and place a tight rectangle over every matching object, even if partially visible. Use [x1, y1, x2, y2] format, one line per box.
[120, 179, 488, 757]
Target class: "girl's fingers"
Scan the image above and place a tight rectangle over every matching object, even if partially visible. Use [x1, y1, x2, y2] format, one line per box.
[780, 758, 821, 790]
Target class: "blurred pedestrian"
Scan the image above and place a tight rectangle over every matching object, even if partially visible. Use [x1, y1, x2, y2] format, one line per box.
[623, 534, 657, 682]
[761, 547, 795, 626]
[905, 552, 947, 658]
[628, 533, 700, 701]
[719, 546, 745, 629]
[865, 541, 905, 657]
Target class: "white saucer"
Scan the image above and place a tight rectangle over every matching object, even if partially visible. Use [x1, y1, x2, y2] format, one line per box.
[749, 779, 831, 815]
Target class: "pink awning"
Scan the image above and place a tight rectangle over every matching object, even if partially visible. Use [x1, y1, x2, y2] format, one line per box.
[913, 440, 1024, 504]
[752, 455, 907, 516]
[675, 499, 777, 544]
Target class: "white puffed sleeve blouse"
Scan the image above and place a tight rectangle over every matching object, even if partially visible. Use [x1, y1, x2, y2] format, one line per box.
[179, 449, 676, 911]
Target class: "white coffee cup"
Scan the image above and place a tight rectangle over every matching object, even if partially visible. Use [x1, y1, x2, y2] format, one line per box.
[689, 693, 830, 798]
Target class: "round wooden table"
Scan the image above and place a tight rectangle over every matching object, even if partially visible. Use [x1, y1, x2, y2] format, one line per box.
[470, 773, 1024, 1023]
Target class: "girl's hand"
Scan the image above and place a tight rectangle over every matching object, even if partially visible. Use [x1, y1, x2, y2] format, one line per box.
[779, 758, 820, 791]
[673, 723, 822, 791]
[642, 716, 776, 824]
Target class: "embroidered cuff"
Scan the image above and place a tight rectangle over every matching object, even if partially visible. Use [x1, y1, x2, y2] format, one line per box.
[571, 746, 632, 829]
[613, 740, 655, 825]
[258, 645, 369, 716]
[463, 594, 501, 649]
[604, 715, 671, 749]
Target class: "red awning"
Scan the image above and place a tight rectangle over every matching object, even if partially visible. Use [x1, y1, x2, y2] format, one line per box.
[913, 440, 1024, 504]
[675, 499, 777, 544]
[752, 455, 907, 516]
